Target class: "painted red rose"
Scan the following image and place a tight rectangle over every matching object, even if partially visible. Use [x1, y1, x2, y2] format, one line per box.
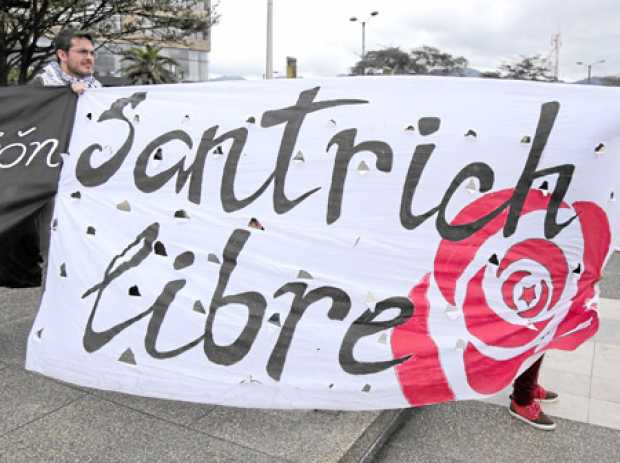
[391, 188, 611, 406]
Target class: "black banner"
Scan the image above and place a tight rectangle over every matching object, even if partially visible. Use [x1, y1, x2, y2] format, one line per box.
[0, 86, 77, 287]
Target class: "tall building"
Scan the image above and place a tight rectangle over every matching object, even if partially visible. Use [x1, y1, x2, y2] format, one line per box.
[94, 0, 211, 82]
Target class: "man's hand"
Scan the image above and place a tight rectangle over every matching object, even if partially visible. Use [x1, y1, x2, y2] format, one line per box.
[70, 82, 87, 95]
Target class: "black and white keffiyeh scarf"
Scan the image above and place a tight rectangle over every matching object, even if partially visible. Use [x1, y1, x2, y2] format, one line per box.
[37, 62, 102, 88]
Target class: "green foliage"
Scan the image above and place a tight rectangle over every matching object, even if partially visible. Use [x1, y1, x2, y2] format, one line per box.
[0, 0, 218, 85]
[499, 55, 552, 81]
[351, 45, 469, 76]
[598, 76, 620, 87]
[121, 45, 179, 84]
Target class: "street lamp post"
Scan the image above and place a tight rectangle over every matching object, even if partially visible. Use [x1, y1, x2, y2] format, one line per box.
[266, 0, 274, 79]
[576, 59, 605, 84]
[349, 11, 379, 58]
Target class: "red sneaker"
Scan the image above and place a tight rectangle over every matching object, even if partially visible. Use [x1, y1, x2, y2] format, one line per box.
[533, 385, 559, 403]
[509, 399, 556, 431]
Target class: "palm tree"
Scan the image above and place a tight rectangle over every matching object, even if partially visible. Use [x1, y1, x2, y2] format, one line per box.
[121, 45, 180, 85]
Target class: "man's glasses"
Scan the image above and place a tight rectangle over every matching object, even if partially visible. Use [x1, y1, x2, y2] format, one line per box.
[70, 48, 96, 58]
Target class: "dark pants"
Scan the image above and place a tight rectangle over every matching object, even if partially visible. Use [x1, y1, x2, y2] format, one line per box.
[512, 355, 544, 405]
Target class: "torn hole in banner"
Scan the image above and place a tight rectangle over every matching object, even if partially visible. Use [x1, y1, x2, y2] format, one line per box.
[521, 135, 532, 144]
[464, 129, 477, 139]
[70, 191, 81, 200]
[35, 328, 44, 340]
[86, 112, 93, 120]
[128, 285, 141, 297]
[293, 150, 305, 164]
[465, 178, 478, 195]
[594, 143, 606, 155]
[118, 348, 136, 365]
[133, 114, 140, 124]
[59, 263, 67, 278]
[268, 313, 281, 327]
[357, 160, 370, 175]
[51, 219, 58, 231]
[297, 270, 313, 279]
[208, 253, 221, 264]
[248, 217, 265, 230]
[213, 146, 224, 157]
[404, 124, 415, 132]
[151, 148, 163, 168]
[418, 117, 441, 136]
[193, 300, 206, 314]
[154, 241, 167, 256]
[538, 180, 550, 197]
[174, 209, 190, 223]
[86, 226, 96, 236]
[174, 251, 195, 270]
[362, 384, 371, 392]
[240, 375, 261, 385]
[246, 116, 256, 124]
[610, 192, 616, 202]
[488, 253, 500, 266]
[116, 200, 131, 212]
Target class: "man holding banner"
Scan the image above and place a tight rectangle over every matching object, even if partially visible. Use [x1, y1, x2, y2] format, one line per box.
[31, 28, 102, 93]
[29, 29, 101, 287]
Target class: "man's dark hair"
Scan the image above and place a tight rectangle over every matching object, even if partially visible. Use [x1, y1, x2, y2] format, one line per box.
[53, 29, 94, 62]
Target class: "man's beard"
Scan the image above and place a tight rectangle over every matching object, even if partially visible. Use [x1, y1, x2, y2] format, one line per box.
[67, 62, 92, 78]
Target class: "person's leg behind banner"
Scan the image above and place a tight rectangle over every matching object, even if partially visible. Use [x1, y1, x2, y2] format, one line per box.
[509, 355, 558, 430]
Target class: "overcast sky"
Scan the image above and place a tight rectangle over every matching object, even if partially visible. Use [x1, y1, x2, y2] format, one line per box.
[208, 0, 619, 82]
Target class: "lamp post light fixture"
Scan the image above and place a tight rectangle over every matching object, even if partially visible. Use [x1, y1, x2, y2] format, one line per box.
[576, 59, 605, 84]
[349, 11, 379, 58]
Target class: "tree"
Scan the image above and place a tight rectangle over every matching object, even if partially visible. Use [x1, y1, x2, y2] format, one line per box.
[499, 55, 552, 81]
[351, 45, 468, 76]
[598, 76, 620, 87]
[351, 47, 411, 75]
[480, 71, 501, 79]
[408, 46, 468, 76]
[0, 0, 218, 86]
[121, 45, 179, 84]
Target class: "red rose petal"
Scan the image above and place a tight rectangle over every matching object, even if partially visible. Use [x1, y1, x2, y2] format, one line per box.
[519, 280, 549, 318]
[497, 239, 568, 311]
[464, 342, 536, 395]
[554, 201, 610, 343]
[435, 189, 568, 307]
[392, 274, 456, 406]
[501, 270, 531, 310]
[463, 267, 550, 348]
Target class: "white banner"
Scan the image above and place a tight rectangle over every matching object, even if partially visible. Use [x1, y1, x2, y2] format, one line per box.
[26, 77, 619, 409]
